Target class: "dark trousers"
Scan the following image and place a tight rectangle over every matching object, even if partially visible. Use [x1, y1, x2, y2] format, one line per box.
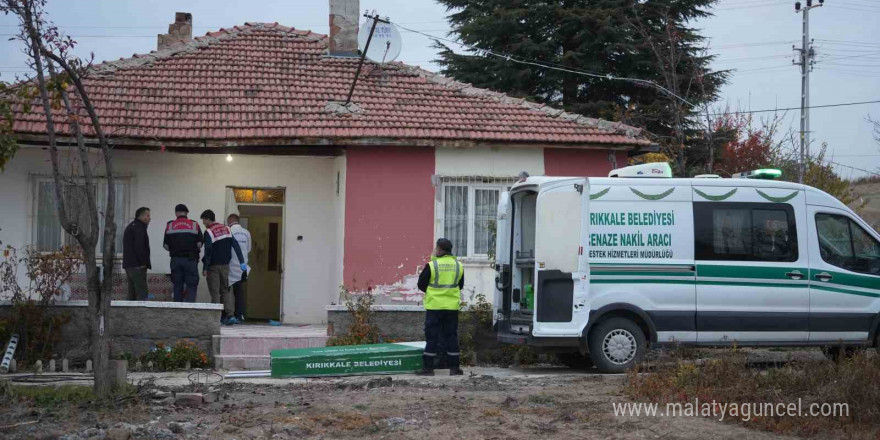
[424, 309, 460, 370]
[125, 267, 148, 301]
[206, 265, 233, 317]
[170, 257, 199, 303]
[232, 280, 246, 319]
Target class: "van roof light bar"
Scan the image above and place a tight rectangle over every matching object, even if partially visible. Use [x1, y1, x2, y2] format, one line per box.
[731, 168, 783, 180]
[608, 162, 673, 178]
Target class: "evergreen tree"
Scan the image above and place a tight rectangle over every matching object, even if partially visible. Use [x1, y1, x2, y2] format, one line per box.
[435, 0, 728, 173]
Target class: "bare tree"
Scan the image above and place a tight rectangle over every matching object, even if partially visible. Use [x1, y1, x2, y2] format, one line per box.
[623, 3, 727, 176]
[2, 0, 117, 397]
[869, 115, 880, 146]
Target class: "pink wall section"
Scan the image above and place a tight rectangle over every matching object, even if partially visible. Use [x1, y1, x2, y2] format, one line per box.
[343, 146, 435, 289]
[543, 148, 629, 177]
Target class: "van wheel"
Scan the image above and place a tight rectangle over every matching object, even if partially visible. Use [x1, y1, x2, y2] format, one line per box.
[555, 352, 594, 370]
[588, 318, 646, 373]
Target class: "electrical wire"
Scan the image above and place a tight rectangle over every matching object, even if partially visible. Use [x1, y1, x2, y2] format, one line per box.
[715, 1, 791, 11]
[391, 21, 699, 106]
[827, 160, 880, 177]
[706, 99, 880, 116]
[815, 39, 878, 47]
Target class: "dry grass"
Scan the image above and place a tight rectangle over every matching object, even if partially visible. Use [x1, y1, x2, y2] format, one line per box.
[482, 408, 502, 417]
[626, 348, 880, 438]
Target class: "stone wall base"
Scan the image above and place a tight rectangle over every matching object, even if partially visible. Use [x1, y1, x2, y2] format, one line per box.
[0, 300, 222, 365]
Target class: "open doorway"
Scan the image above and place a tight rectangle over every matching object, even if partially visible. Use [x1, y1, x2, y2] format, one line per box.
[238, 204, 283, 321]
[226, 187, 285, 322]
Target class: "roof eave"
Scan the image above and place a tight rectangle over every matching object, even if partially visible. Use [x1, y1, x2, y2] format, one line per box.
[13, 132, 652, 151]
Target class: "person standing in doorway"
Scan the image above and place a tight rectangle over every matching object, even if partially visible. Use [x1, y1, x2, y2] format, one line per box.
[416, 238, 464, 376]
[227, 213, 252, 322]
[123, 207, 151, 301]
[163, 204, 203, 302]
[200, 209, 246, 325]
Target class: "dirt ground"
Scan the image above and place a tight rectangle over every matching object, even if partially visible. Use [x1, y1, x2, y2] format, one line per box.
[0, 364, 804, 440]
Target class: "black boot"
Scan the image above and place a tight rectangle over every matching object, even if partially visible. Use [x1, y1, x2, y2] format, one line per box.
[448, 355, 463, 376]
[415, 355, 435, 376]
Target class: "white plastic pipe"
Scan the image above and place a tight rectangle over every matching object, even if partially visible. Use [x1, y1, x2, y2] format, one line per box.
[1, 334, 19, 373]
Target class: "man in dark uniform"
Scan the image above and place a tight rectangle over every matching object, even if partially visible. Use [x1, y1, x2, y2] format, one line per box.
[201, 209, 246, 325]
[416, 238, 465, 376]
[163, 204, 203, 302]
[122, 207, 151, 301]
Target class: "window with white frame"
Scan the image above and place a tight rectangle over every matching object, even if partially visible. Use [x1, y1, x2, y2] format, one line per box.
[34, 177, 131, 255]
[440, 176, 517, 259]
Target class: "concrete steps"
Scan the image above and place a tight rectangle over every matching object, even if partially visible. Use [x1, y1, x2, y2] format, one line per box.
[213, 324, 328, 370]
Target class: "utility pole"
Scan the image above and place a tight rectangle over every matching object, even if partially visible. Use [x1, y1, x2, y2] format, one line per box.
[794, 0, 823, 183]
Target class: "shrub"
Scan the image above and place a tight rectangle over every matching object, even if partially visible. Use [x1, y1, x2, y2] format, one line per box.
[327, 284, 381, 346]
[626, 348, 880, 438]
[0, 245, 80, 364]
[137, 340, 210, 371]
[458, 294, 493, 365]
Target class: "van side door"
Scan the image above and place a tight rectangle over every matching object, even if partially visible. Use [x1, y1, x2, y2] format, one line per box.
[808, 207, 880, 343]
[694, 187, 809, 343]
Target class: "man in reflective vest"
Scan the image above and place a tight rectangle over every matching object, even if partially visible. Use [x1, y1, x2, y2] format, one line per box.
[416, 238, 464, 376]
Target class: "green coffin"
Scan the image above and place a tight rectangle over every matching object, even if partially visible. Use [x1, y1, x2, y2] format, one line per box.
[270, 341, 426, 378]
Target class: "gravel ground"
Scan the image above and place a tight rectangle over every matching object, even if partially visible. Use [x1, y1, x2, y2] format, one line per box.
[0, 352, 818, 440]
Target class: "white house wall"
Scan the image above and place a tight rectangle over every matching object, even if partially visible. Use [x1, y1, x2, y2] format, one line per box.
[435, 146, 545, 178]
[0, 147, 339, 324]
[332, 155, 346, 304]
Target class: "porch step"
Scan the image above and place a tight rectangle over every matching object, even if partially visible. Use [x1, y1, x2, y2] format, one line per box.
[215, 354, 270, 371]
[212, 324, 329, 369]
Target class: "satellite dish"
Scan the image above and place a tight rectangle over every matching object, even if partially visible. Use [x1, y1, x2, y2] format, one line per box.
[358, 19, 402, 63]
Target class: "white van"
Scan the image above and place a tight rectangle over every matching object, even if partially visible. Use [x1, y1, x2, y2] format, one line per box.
[493, 163, 880, 373]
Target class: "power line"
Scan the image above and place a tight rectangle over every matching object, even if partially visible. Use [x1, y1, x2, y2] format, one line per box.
[730, 64, 794, 74]
[818, 51, 880, 62]
[830, 5, 880, 14]
[827, 160, 880, 177]
[707, 99, 880, 116]
[390, 21, 698, 106]
[716, 1, 791, 11]
[815, 38, 877, 47]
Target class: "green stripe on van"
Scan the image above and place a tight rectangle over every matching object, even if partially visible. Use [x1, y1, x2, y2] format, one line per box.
[590, 278, 804, 289]
[590, 278, 690, 285]
[816, 270, 880, 291]
[696, 264, 808, 280]
[811, 284, 880, 298]
[591, 271, 694, 277]
[587, 263, 880, 298]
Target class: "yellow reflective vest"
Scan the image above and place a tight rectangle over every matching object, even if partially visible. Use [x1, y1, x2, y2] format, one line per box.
[425, 255, 463, 310]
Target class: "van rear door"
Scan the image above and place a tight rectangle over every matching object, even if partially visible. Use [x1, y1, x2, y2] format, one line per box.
[532, 180, 587, 337]
[494, 191, 512, 325]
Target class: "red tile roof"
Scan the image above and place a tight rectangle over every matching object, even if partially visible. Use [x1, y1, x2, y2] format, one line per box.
[11, 23, 652, 149]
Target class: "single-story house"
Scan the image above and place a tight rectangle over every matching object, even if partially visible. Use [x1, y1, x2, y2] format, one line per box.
[0, 2, 653, 324]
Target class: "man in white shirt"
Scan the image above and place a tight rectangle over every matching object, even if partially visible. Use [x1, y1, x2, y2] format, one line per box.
[227, 214, 252, 322]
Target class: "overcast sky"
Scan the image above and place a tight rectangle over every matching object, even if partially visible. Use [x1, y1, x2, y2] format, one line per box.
[1, 0, 877, 178]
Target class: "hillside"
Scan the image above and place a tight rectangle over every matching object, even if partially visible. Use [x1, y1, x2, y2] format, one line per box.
[851, 180, 880, 231]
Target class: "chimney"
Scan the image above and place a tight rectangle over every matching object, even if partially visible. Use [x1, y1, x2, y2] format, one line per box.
[157, 12, 193, 50]
[329, 0, 359, 56]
